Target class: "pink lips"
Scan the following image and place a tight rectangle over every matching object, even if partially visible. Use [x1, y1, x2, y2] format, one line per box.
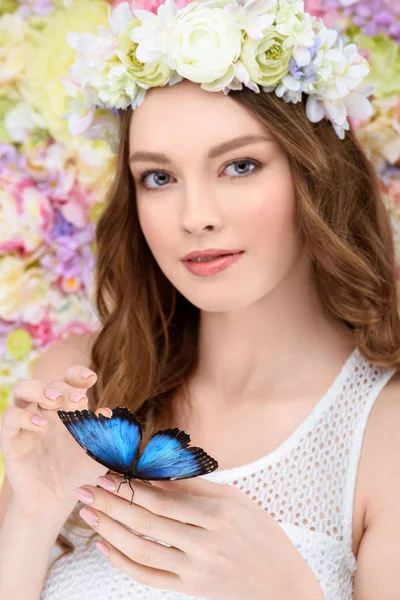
[182, 251, 244, 276]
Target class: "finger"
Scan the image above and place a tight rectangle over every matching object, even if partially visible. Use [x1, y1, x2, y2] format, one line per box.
[96, 475, 220, 529]
[45, 380, 90, 410]
[62, 364, 97, 389]
[0, 405, 50, 445]
[77, 503, 187, 573]
[94, 541, 182, 593]
[13, 378, 63, 411]
[75, 484, 199, 554]
[151, 477, 234, 498]
[12, 378, 92, 412]
[151, 478, 249, 505]
[95, 408, 113, 418]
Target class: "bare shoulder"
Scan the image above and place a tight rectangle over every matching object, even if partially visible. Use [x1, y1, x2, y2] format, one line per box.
[353, 370, 400, 598]
[359, 370, 400, 525]
[31, 331, 98, 380]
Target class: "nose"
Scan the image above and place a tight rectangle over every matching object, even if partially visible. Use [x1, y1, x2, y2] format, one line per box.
[180, 182, 223, 235]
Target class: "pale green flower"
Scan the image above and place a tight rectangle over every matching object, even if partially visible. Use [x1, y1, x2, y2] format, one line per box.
[240, 28, 291, 87]
[6, 330, 33, 361]
[118, 19, 172, 89]
[0, 1, 18, 16]
[353, 34, 400, 99]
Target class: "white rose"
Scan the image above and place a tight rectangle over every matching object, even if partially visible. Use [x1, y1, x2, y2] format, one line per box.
[166, 1, 242, 84]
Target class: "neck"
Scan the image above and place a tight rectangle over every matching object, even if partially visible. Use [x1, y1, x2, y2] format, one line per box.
[193, 252, 354, 401]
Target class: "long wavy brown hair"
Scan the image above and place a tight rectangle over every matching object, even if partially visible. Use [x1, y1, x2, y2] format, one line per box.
[47, 86, 400, 574]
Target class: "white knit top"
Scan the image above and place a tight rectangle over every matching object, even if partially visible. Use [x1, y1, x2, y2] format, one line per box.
[41, 347, 396, 600]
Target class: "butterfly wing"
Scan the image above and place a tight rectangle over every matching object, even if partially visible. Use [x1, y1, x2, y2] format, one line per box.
[132, 428, 218, 480]
[57, 405, 142, 475]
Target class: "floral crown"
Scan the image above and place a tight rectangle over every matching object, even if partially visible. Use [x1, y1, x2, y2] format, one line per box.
[63, 0, 375, 150]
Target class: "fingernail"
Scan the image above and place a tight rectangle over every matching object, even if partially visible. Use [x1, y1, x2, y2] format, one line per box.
[80, 369, 96, 380]
[97, 476, 116, 492]
[79, 507, 99, 526]
[31, 415, 49, 426]
[70, 392, 87, 403]
[74, 487, 95, 504]
[95, 541, 110, 558]
[44, 388, 62, 401]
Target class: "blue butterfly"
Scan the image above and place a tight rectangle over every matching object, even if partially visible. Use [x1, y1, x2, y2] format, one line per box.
[57, 406, 219, 504]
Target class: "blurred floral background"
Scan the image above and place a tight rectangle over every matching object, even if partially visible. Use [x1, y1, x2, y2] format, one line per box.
[0, 0, 399, 487]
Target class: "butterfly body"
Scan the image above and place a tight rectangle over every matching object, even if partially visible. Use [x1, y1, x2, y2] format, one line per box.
[58, 406, 218, 503]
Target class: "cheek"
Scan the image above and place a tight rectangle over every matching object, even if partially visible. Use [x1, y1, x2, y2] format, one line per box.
[237, 182, 298, 248]
[137, 203, 176, 258]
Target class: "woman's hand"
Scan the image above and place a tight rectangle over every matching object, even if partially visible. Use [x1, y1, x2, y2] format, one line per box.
[74, 475, 325, 600]
[0, 365, 111, 522]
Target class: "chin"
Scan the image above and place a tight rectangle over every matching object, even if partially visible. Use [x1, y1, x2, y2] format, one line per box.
[175, 283, 267, 313]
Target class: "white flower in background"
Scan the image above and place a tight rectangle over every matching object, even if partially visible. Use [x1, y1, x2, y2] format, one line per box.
[79, 111, 120, 152]
[0, 256, 50, 323]
[62, 78, 100, 137]
[223, 0, 277, 41]
[166, 1, 242, 88]
[0, 354, 36, 389]
[131, 0, 180, 63]
[4, 103, 46, 143]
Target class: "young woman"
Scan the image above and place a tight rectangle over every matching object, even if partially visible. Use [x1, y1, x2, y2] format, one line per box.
[1, 2, 400, 599]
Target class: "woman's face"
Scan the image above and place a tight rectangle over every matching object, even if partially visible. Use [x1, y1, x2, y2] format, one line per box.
[129, 80, 304, 312]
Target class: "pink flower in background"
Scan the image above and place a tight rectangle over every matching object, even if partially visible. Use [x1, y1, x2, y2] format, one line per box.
[0, 174, 54, 255]
[303, 0, 342, 27]
[58, 183, 97, 229]
[26, 316, 54, 347]
[107, 0, 191, 11]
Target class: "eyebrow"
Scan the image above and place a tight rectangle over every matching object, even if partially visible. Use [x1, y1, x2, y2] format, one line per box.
[128, 134, 273, 165]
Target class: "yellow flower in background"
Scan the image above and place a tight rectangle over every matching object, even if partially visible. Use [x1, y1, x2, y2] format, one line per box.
[6, 330, 33, 361]
[0, 12, 34, 86]
[22, 0, 109, 144]
[0, 256, 49, 322]
[0, 385, 12, 410]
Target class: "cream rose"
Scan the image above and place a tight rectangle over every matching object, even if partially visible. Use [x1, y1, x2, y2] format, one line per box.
[240, 28, 291, 87]
[167, 2, 242, 84]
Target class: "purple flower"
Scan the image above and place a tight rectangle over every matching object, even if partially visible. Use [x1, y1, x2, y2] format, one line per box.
[0, 144, 24, 175]
[50, 210, 77, 239]
[37, 171, 74, 202]
[288, 39, 320, 91]
[16, 0, 55, 18]
[40, 223, 96, 290]
[343, 0, 400, 42]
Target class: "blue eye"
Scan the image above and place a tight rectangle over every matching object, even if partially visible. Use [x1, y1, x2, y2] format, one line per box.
[137, 158, 262, 192]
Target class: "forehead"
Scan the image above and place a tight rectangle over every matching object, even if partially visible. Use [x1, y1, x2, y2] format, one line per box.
[128, 80, 268, 155]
